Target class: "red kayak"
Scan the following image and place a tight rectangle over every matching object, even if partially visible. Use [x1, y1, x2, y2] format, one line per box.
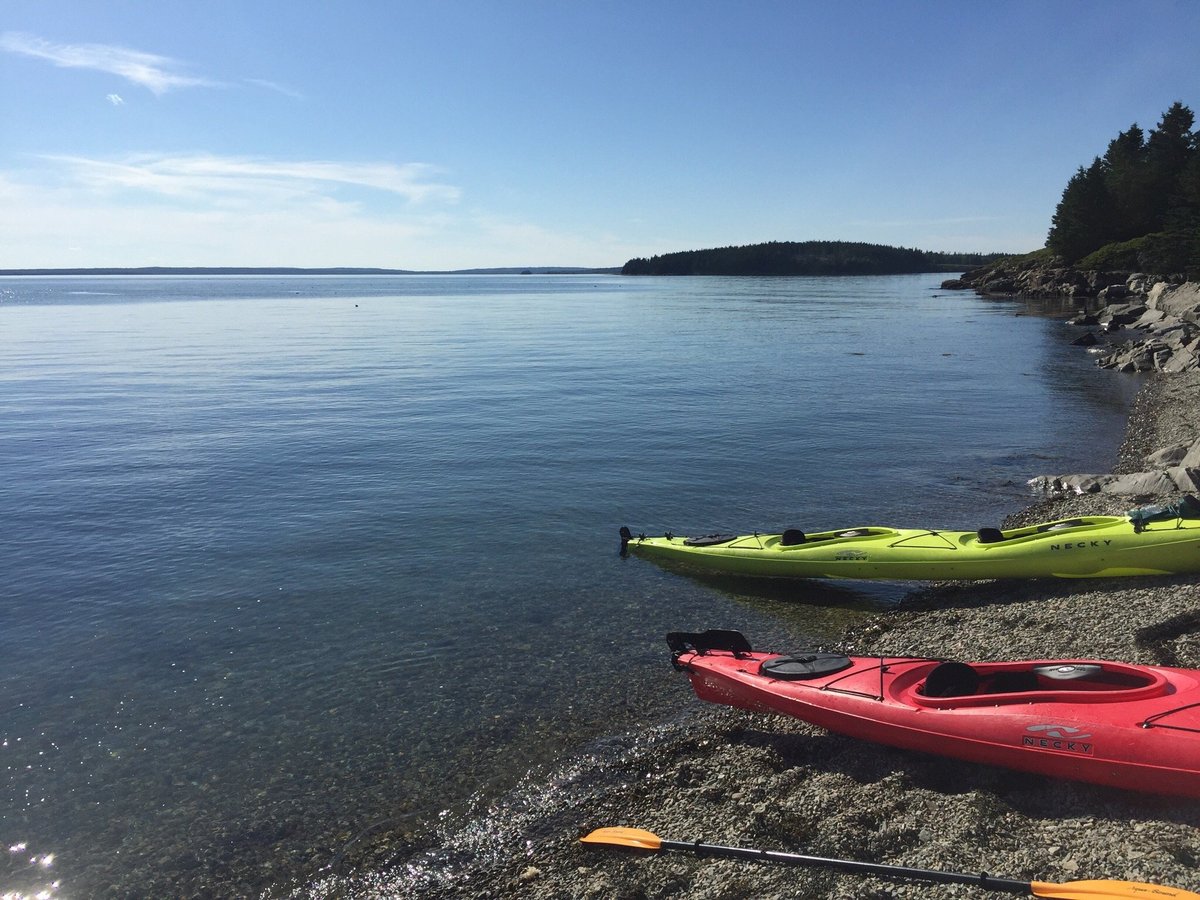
[668, 630, 1200, 798]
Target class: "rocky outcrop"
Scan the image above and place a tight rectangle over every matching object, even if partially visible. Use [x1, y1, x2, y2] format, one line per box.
[946, 256, 1200, 374]
[1087, 282, 1200, 373]
[1029, 467, 1200, 495]
[945, 260, 1200, 496]
[1029, 435, 1200, 496]
[1027, 301, 1200, 495]
[940, 258, 1167, 300]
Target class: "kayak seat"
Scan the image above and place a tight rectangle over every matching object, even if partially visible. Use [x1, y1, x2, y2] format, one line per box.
[780, 529, 807, 546]
[986, 671, 1040, 693]
[922, 661, 980, 698]
[683, 533, 738, 547]
[1037, 519, 1087, 532]
[976, 527, 1005, 544]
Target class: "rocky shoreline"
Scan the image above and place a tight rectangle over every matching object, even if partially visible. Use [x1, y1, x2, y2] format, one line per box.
[384, 276, 1200, 900]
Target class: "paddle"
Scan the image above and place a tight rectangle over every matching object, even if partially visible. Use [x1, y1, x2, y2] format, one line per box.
[580, 827, 1200, 899]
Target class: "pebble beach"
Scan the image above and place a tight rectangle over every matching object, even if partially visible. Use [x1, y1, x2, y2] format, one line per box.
[393, 369, 1200, 898]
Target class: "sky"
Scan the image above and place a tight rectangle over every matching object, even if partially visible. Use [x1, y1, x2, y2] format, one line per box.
[2, 1, 1199, 270]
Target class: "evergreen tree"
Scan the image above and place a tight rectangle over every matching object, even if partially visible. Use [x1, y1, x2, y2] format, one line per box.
[1047, 158, 1116, 262]
[1046, 102, 1199, 274]
[1155, 151, 1200, 275]
[1143, 101, 1196, 232]
[1101, 124, 1150, 239]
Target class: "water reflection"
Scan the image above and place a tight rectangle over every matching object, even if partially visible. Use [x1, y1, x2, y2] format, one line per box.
[626, 555, 902, 606]
[2, 841, 61, 900]
[0, 274, 1139, 896]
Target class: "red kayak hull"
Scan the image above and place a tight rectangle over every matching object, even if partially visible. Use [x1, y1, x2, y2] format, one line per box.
[673, 636, 1200, 798]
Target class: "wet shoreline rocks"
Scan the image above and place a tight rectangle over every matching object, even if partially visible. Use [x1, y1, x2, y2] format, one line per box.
[1086, 282, 1200, 374]
[1028, 429, 1200, 496]
[944, 259, 1200, 375]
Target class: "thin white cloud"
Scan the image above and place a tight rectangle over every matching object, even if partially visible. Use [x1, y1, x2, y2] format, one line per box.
[0, 168, 632, 269]
[0, 31, 219, 95]
[245, 78, 304, 100]
[42, 153, 461, 206]
[106, 93, 124, 106]
[0, 172, 445, 267]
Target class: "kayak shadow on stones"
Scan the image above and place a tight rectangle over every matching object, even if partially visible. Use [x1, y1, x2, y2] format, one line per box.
[895, 571, 1198, 613]
[724, 722, 1200, 830]
[634, 557, 906, 610]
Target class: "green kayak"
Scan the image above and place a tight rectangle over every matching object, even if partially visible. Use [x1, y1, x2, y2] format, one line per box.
[620, 496, 1200, 581]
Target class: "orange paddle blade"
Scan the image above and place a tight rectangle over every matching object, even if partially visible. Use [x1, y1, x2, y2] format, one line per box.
[580, 827, 663, 851]
[1032, 879, 1200, 899]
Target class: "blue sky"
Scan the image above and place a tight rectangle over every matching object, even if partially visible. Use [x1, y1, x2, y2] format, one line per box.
[2, 1, 1199, 270]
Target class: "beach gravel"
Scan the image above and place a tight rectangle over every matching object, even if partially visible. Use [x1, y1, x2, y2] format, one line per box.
[392, 372, 1200, 900]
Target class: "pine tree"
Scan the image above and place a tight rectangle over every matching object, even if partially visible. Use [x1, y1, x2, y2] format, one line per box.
[1047, 158, 1116, 263]
[1046, 102, 1199, 274]
[1143, 102, 1196, 232]
[1101, 125, 1150, 239]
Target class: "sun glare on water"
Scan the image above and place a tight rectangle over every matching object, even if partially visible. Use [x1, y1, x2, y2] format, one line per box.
[2, 841, 61, 900]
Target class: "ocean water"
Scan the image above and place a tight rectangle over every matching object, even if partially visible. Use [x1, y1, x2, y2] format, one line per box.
[0, 274, 1138, 897]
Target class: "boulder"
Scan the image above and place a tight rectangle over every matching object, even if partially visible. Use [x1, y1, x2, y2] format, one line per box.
[1146, 442, 1190, 467]
[1127, 273, 1150, 293]
[1097, 334, 1200, 372]
[1087, 270, 1133, 290]
[1171, 467, 1200, 491]
[1162, 348, 1200, 373]
[1148, 282, 1200, 318]
[1026, 474, 1100, 494]
[980, 277, 1017, 295]
[1028, 436, 1200, 495]
[1146, 321, 1190, 342]
[1028, 470, 1182, 495]
[1132, 308, 1168, 328]
[1183, 439, 1200, 468]
[1098, 301, 1148, 326]
[1097, 345, 1156, 371]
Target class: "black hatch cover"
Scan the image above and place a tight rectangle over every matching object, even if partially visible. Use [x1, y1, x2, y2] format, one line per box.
[760, 653, 853, 680]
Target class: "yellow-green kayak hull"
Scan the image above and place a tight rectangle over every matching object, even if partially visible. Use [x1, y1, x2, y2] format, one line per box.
[621, 516, 1200, 581]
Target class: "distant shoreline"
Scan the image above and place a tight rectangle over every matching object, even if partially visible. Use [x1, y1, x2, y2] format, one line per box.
[0, 266, 622, 277]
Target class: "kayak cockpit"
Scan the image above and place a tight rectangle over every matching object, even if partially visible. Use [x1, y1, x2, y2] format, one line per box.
[774, 527, 900, 548]
[904, 659, 1169, 708]
[966, 517, 1122, 546]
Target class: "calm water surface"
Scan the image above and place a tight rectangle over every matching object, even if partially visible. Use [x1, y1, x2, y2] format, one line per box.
[0, 274, 1137, 896]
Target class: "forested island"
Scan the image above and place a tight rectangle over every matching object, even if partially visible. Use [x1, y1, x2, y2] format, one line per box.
[621, 241, 1008, 276]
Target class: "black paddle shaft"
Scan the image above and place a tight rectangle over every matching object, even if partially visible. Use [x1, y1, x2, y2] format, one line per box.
[661, 839, 1031, 894]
